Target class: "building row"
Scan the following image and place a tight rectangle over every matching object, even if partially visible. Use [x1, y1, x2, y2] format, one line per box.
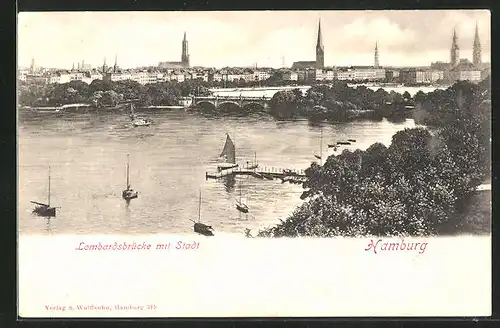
[18, 67, 275, 86]
[281, 64, 488, 84]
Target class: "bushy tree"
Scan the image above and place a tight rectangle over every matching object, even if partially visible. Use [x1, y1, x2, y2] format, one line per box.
[259, 80, 490, 238]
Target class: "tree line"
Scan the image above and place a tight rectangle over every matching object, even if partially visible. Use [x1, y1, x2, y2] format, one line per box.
[18, 79, 213, 108]
[258, 78, 491, 237]
[268, 81, 414, 121]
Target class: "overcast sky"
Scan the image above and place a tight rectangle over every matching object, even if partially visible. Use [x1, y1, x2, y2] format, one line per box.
[18, 10, 490, 69]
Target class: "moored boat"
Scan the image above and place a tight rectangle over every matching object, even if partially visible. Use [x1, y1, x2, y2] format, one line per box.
[192, 190, 214, 236]
[314, 127, 323, 164]
[129, 104, 152, 127]
[217, 133, 239, 171]
[31, 166, 57, 217]
[122, 154, 138, 200]
[235, 181, 249, 213]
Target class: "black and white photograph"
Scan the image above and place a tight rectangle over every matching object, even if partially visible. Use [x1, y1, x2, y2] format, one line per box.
[17, 10, 491, 317]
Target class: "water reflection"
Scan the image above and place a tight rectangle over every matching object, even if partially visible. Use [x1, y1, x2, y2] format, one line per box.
[45, 217, 53, 233]
[222, 175, 236, 192]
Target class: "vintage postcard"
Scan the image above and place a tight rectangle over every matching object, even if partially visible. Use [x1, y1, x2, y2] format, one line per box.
[17, 10, 491, 317]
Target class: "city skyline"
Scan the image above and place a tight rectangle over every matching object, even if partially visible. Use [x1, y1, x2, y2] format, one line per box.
[18, 10, 491, 69]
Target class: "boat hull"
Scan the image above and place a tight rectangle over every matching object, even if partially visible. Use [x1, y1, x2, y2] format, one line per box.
[132, 121, 151, 127]
[33, 205, 56, 217]
[236, 204, 249, 213]
[194, 222, 214, 236]
[122, 190, 139, 200]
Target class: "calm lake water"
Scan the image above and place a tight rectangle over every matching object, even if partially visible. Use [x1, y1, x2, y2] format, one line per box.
[18, 109, 418, 236]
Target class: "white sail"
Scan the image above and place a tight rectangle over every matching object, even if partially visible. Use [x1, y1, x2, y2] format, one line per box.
[219, 133, 236, 164]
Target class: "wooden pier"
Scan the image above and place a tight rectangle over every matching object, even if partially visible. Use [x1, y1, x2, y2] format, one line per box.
[205, 165, 307, 181]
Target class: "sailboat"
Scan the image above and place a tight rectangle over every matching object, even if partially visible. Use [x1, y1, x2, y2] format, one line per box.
[31, 166, 57, 217]
[235, 181, 249, 213]
[129, 103, 151, 127]
[122, 154, 138, 200]
[217, 133, 239, 171]
[314, 127, 323, 165]
[192, 190, 214, 236]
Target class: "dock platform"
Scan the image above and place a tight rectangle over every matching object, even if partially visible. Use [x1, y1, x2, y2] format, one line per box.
[206, 166, 307, 181]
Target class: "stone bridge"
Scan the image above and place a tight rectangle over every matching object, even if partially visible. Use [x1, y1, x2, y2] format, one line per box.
[192, 95, 272, 109]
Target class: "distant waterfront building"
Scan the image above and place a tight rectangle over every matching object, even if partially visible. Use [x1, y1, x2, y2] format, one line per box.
[170, 71, 186, 82]
[448, 68, 482, 83]
[450, 29, 460, 67]
[473, 22, 482, 67]
[48, 71, 71, 84]
[25, 74, 48, 84]
[374, 42, 380, 68]
[254, 70, 271, 81]
[292, 19, 324, 70]
[400, 68, 444, 84]
[324, 69, 335, 81]
[158, 32, 190, 69]
[334, 66, 385, 81]
[69, 71, 85, 81]
[335, 69, 355, 81]
[385, 69, 400, 82]
[210, 72, 223, 82]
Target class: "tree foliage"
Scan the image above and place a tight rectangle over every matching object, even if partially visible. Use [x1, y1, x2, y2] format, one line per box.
[269, 82, 412, 122]
[259, 80, 490, 237]
[18, 79, 211, 108]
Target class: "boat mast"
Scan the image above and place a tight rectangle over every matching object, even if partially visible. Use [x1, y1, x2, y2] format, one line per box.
[320, 127, 323, 166]
[198, 190, 201, 222]
[48, 166, 51, 206]
[126, 154, 130, 189]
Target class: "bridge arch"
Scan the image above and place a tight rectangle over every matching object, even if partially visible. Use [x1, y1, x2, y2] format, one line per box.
[218, 101, 241, 107]
[195, 101, 217, 111]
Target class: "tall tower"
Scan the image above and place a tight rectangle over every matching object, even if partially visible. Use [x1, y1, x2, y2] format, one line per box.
[473, 22, 482, 67]
[315, 19, 324, 69]
[450, 28, 460, 67]
[113, 54, 118, 72]
[30, 57, 35, 73]
[374, 42, 380, 67]
[181, 32, 190, 68]
[102, 57, 107, 73]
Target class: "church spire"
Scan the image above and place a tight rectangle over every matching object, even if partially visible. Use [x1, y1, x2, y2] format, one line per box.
[374, 41, 380, 68]
[316, 19, 323, 50]
[113, 54, 118, 72]
[473, 21, 482, 66]
[181, 32, 189, 68]
[450, 28, 460, 67]
[315, 19, 324, 69]
[30, 56, 35, 73]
